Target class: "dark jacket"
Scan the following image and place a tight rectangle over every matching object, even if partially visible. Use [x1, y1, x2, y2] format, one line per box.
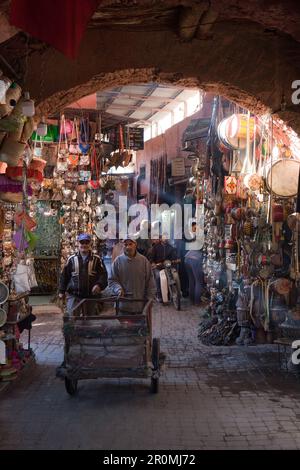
[59, 252, 108, 298]
[148, 242, 178, 264]
[136, 238, 152, 259]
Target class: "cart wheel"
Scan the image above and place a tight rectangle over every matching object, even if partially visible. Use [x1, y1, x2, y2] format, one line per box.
[65, 377, 78, 396]
[151, 376, 159, 394]
[150, 338, 160, 394]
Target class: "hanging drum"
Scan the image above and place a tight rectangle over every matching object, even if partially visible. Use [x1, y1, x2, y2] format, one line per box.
[226, 114, 255, 149]
[0, 281, 9, 304]
[218, 114, 258, 150]
[265, 158, 300, 197]
[228, 114, 255, 140]
[0, 308, 7, 327]
[217, 118, 232, 150]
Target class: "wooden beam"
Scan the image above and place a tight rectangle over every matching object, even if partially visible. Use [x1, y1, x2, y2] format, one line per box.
[100, 103, 172, 112]
[98, 90, 190, 103]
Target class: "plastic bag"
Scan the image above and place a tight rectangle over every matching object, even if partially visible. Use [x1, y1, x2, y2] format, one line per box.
[13, 263, 31, 294]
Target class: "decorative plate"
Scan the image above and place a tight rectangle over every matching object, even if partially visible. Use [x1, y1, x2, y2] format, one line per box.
[0, 281, 9, 305]
[0, 308, 7, 327]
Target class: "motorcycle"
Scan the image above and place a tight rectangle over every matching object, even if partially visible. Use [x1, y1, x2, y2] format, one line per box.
[153, 259, 181, 310]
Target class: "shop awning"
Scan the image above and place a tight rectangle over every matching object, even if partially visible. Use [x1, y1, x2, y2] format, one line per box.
[182, 118, 211, 143]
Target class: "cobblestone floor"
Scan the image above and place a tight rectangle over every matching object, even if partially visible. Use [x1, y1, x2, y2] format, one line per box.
[1, 299, 300, 450]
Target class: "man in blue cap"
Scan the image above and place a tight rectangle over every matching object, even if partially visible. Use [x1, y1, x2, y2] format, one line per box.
[59, 233, 108, 316]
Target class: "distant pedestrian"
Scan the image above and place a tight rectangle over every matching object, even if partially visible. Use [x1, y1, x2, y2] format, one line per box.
[184, 222, 204, 306]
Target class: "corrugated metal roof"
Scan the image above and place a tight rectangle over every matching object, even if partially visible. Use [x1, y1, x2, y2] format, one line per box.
[182, 118, 211, 142]
[67, 83, 200, 129]
[96, 83, 198, 126]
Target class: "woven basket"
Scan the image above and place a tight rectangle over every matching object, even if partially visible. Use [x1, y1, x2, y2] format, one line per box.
[0, 139, 25, 163]
[0, 191, 23, 203]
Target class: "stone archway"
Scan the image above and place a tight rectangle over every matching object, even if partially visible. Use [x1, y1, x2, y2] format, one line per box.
[2, 13, 300, 133]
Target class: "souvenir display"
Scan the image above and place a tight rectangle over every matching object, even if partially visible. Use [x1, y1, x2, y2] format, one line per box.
[0, 198, 37, 380]
[1, 73, 300, 389]
[0, 75, 39, 380]
[198, 98, 300, 346]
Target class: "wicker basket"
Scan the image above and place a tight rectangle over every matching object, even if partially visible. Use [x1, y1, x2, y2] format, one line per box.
[0, 191, 23, 203]
[0, 139, 25, 164]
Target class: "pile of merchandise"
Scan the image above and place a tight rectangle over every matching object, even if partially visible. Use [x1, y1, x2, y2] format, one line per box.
[197, 97, 300, 346]
[0, 73, 41, 380]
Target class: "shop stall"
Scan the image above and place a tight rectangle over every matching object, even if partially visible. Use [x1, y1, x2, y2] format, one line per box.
[0, 76, 39, 381]
[195, 97, 300, 348]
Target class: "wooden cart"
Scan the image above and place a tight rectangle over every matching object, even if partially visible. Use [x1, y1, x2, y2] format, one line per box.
[56, 297, 161, 395]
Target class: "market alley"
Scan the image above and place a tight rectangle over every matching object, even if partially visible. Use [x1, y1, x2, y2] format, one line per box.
[1, 301, 300, 450]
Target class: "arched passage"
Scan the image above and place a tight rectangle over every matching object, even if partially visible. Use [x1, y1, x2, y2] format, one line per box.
[1, 18, 299, 134]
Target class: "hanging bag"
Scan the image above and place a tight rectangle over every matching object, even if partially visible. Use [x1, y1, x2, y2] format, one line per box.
[88, 145, 100, 189]
[42, 144, 58, 166]
[79, 151, 90, 166]
[79, 117, 90, 154]
[67, 119, 79, 166]
[13, 262, 31, 294]
[79, 169, 91, 182]
[33, 135, 43, 157]
[56, 115, 68, 173]
[69, 118, 80, 155]
[68, 153, 79, 167]
[65, 169, 79, 184]
[56, 156, 68, 173]
[58, 115, 69, 157]
[77, 117, 90, 164]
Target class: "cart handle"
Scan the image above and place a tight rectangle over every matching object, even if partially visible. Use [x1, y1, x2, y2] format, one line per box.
[68, 295, 150, 316]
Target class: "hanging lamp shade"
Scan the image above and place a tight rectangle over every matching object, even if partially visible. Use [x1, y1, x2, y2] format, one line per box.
[37, 121, 48, 137]
[22, 92, 35, 117]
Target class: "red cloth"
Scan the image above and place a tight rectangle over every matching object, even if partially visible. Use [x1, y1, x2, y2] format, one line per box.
[10, 0, 99, 59]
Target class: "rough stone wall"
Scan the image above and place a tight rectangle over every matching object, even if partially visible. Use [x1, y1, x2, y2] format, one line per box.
[1, 4, 300, 134]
